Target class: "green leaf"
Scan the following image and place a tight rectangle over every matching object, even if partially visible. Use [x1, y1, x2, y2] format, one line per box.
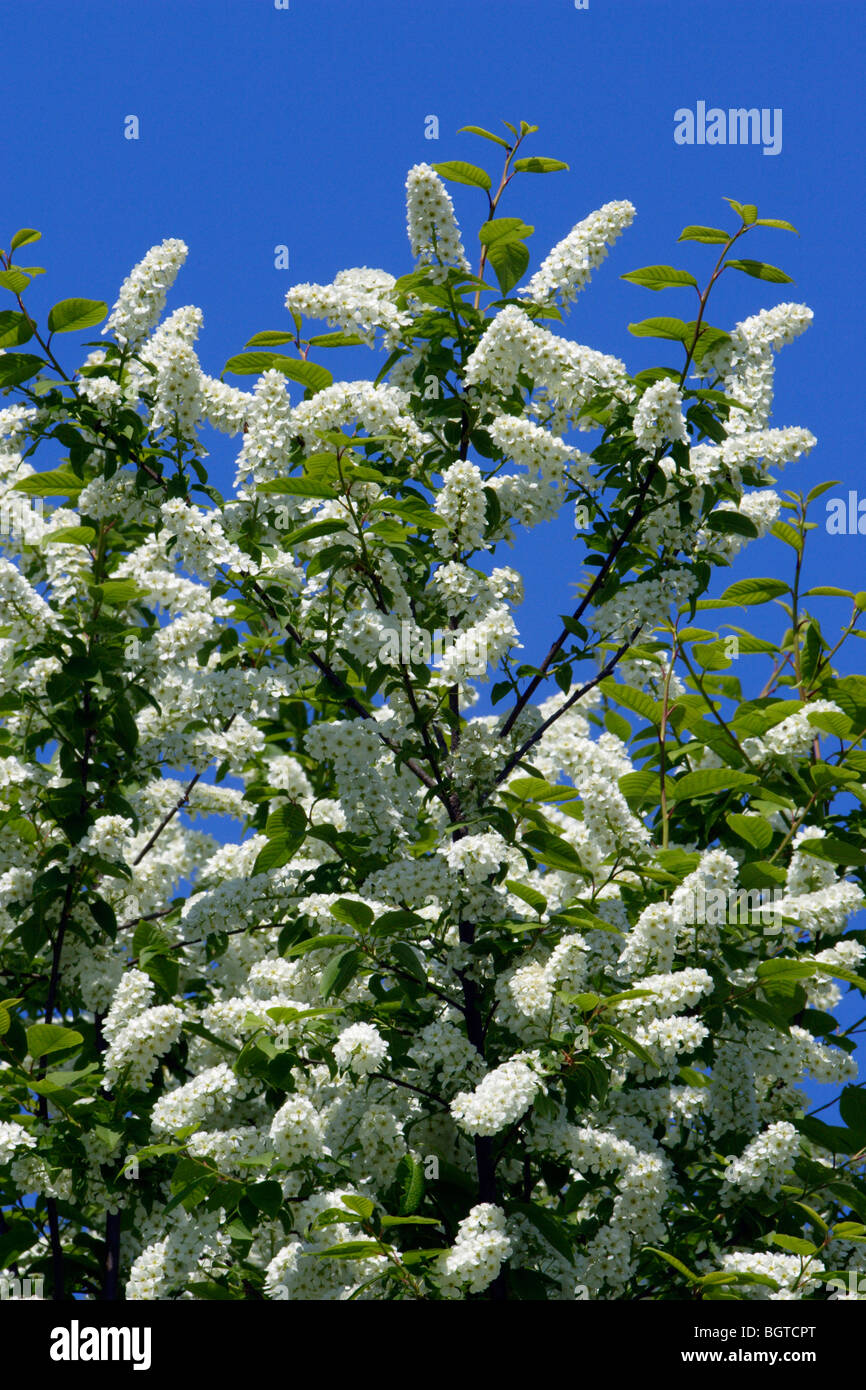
[769, 1233, 817, 1258]
[522, 830, 585, 875]
[47, 298, 108, 333]
[391, 940, 426, 984]
[13, 465, 81, 497]
[251, 837, 296, 873]
[0, 310, 34, 347]
[0, 353, 44, 388]
[678, 226, 730, 244]
[621, 266, 698, 291]
[10, 228, 41, 252]
[839, 1086, 866, 1140]
[329, 898, 373, 932]
[771, 520, 803, 552]
[0, 268, 30, 294]
[688, 322, 731, 363]
[379, 1215, 440, 1229]
[726, 260, 793, 285]
[313, 1240, 385, 1259]
[512, 157, 569, 173]
[397, 1154, 425, 1215]
[166, 1158, 218, 1214]
[132, 921, 172, 957]
[45, 526, 96, 546]
[98, 579, 145, 605]
[678, 1066, 711, 1089]
[458, 125, 511, 149]
[504, 880, 547, 913]
[0, 997, 21, 1036]
[26, 1023, 83, 1059]
[244, 331, 295, 347]
[487, 238, 530, 295]
[264, 802, 307, 842]
[140, 951, 179, 997]
[754, 219, 799, 234]
[223, 352, 332, 394]
[643, 1247, 697, 1281]
[369, 909, 424, 938]
[319, 948, 361, 999]
[739, 860, 787, 889]
[671, 768, 757, 801]
[341, 1194, 375, 1221]
[600, 680, 663, 724]
[706, 511, 759, 538]
[478, 217, 534, 247]
[720, 577, 789, 605]
[807, 709, 853, 738]
[224, 351, 283, 375]
[627, 317, 691, 343]
[756, 958, 815, 983]
[726, 813, 773, 850]
[431, 161, 491, 190]
[307, 332, 365, 348]
[831, 1222, 866, 1240]
[798, 836, 866, 867]
[804, 585, 853, 598]
[283, 933, 355, 958]
[597, 1023, 654, 1064]
[186, 1281, 234, 1301]
[507, 776, 579, 804]
[618, 769, 671, 806]
[721, 199, 748, 222]
[268, 358, 333, 394]
[248, 1180, 284, 1218]
[257, 478, 336, 498]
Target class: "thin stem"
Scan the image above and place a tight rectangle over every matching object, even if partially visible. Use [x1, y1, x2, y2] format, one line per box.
[492, 627, 643, 792]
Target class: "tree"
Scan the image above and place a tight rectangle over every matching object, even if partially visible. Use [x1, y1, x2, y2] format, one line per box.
[1, 121, 865, 1303]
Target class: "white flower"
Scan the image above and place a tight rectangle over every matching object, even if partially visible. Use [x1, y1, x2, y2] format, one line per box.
[405, 164, 470, 277]
[0, 1121, 36, 1166]
[269, 1096, 327, 1164]
[721, 1121, 800, 1200]
[521, 199, 635, 309]
[451, 1055, 543, 1136]
[103, 238, 188, 346]
[434, 460, 489, 556]
[632, 379, 689, 455]
[286, 267, 411, 348]
[436, 1204, 512, 1296]
[333, 1022, 388, 1075]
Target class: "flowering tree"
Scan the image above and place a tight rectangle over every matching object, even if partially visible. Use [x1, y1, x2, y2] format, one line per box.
[1, 119, 865, 1303]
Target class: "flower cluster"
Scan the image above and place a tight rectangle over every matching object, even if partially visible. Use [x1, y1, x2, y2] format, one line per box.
[451, 1055, 544, 1137]
[632, 378, 689, 455]
[521, 199, 636, 310]
[405, 164, 471, 277]
[103, 238, 188, 346]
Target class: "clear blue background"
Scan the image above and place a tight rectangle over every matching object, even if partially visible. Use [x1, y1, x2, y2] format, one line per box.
[6, 0, 865, 1096]
[7, 0, 864, 653]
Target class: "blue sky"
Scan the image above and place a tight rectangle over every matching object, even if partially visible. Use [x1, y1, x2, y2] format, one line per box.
[7, 0, 864, 652]
[7, 0, 865, 1090]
